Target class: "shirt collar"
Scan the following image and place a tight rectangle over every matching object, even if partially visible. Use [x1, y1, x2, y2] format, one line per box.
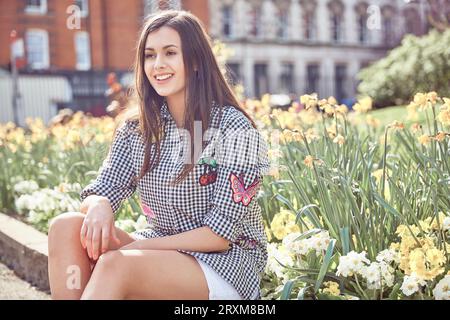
[160, 100, 221, 122]
[160, 101, 172, 121]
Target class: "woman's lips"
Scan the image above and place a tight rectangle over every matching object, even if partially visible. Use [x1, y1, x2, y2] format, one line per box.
[154, 74, 174, 85]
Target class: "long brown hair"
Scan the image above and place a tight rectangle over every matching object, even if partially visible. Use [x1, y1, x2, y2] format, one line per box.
[117, 10, 255, 185]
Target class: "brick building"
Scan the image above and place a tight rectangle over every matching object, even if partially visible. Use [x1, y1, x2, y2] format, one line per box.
[0, 0, 208, 124]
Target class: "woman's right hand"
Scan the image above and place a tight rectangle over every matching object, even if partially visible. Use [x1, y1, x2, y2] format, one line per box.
[80, 197, 121, 261]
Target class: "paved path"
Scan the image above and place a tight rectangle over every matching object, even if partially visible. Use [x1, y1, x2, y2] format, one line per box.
[0, 260, 50, 300]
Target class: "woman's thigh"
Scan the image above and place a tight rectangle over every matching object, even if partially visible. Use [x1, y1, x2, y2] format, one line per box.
[109, 249, 209, 300]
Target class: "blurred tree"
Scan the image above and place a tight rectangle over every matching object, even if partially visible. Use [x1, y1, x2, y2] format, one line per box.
[357, 29, 450, 107]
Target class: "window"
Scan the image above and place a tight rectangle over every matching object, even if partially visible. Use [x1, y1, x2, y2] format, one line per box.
[75, 32, 91, 70]
[383, 17, 395, 46]
[280, 63, 294, 94]
[25, 0, 47, 14]
[75, 0, 89, 17]
[222, 5, 233, 38]
[304, 15, 317, 40]
[250, 6, 262, 38]
[254, 63, 269, 98]
[306, 64, 320, 94]
[331, 14, 343, 43]
[26, 29, 49, 70]
[226, 63, 241, 85]
[335, 64, 347, 102]
[358, 15, 369, 44]
[277, 9, 289, 39]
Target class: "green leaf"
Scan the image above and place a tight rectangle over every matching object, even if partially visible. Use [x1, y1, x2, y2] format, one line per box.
[339, 227, 350, 255]
[314, 239, 336, 293]
[297, 286, 311, 300]
[388, 282, 402, 300]
[280, 280, 295, 300]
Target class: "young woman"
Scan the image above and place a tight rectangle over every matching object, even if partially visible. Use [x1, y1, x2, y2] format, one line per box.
[48, 10, 269, 300]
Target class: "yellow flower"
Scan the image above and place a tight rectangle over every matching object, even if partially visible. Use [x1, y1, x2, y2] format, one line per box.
[336, 104, 348, 114]
[303, 155, 324, 169]
[389, 120, 404, 130]
[371, 168, 392, 184]
[418, 218, 432, 233]
[437, 105, 450, 126]
[282, 129, 294, 143]
[353, 97, 372, 113]
[434, 132, 448, 142]
[304, 128, 320, 143]
[324, 105, 335, 116]
[407, 102, 419, 121]
[270, 209, 300, 240]
[300, 94, 318, 110]
[443, 97, 450, 108]
[418, 134, 431, 145]
[322, 281, 340, 296]
[333, 134, 345, 145]
[427, 91, 439, 105]
[431, 212, 448, 230]
[366, 115, 380, 128]
[409, 247, 445, 280]
[304, 155, 314, 168]
[396, 225, 420, 238]
[410, 123, 422, 134]
[414, 92, 428, 110]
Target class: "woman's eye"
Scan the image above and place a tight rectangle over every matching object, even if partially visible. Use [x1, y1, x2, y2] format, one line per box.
[145, 52, 176, 59]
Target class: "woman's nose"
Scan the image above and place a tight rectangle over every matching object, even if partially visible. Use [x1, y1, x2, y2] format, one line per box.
[154, 55, 167, 70]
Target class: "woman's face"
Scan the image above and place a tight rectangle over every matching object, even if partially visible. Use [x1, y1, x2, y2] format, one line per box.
[144, 26, 186, 98]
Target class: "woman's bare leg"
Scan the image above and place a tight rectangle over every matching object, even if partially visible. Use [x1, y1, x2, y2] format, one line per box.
[80, 249, 209, 300]
[47, 211, 135, 299]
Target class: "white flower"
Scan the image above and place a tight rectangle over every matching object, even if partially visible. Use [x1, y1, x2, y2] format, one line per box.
[360, 261, 395, 290]
[400, 273, 427, 296]
[266, 243, 294, 280]
[13, 180, 39, 195]
[433, 275, 450, 300]
[376, 248, 400, 264]
[309, 230, 331, 255]
[443, 217, 450, 232]
[282, 230, 332, 257]
[14, 194, 36, 214]
[336, 251, 370, 277]
[134, 215, 149, 231]
[115, 219, 136, 233]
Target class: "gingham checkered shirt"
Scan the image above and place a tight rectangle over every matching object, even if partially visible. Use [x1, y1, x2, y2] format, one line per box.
[80, 102, 270, 300]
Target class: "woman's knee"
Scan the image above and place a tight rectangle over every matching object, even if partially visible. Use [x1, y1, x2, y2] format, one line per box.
[48, 212, 85, 244]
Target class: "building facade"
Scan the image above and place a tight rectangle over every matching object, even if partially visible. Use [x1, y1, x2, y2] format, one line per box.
[0, 0, 205, 122]
[0, 0, 432, 125]
[208, 0, 430, 100]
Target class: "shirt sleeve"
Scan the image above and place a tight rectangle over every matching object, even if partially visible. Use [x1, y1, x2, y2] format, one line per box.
[202, 108, 270, 243]
[80, 121, 137, 215]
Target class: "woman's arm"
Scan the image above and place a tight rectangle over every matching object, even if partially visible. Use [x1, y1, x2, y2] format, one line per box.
[120, 226, 231, 253]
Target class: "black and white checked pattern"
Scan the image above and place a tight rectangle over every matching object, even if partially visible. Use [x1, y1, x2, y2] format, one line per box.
[80, 101, 270, 300]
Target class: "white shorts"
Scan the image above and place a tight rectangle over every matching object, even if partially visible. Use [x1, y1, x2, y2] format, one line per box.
[195, 257, 243, 300]
[196, 258, 260, 300]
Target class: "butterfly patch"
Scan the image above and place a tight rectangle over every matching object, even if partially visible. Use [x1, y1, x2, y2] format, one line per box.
[233, 235, 258, 250]
[141, 202, 155, 219]
[229, 173, 260, 206]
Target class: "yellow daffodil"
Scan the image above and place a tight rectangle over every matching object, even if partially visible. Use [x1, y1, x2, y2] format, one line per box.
[418, 134, 431, 145]
[322, 281, 340, 296]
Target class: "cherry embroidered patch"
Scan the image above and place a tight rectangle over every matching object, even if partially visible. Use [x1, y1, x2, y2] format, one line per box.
[229, 173, 260, 206]
[198, 157, 217, 186]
